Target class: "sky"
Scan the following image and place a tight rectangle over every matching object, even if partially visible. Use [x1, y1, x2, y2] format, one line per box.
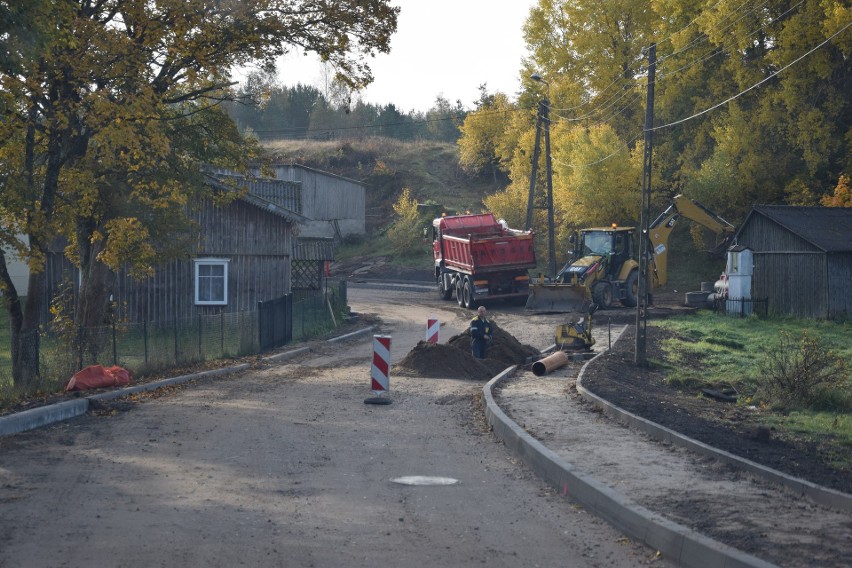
[270, 0, 539, 113]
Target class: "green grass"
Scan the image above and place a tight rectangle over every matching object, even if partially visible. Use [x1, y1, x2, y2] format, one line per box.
[653, 311, 852, 467]
[759, 411, 852, 469]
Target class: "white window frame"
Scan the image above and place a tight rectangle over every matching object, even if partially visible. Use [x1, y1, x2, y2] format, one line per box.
[194, 258, 230, 306]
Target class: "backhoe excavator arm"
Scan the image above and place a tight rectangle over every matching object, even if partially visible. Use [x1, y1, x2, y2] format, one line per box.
[646, 195, 736, 287]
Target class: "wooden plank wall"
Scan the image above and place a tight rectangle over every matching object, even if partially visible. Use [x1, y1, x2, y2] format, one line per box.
[752, 252, 827, 318]
[737, 214, 820, 253]
[739, 212, 828, 318]
[42, 197, 294, 325]
[273, 164, 365, 238]
[827, 252, 852, 318]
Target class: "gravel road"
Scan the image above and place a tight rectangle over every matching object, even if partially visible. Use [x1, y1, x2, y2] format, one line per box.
[0, 287, 666, 568]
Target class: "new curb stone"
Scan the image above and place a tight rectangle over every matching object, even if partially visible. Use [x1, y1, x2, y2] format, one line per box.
[574, 330, 852, 515]
[484, 367, 778, 568]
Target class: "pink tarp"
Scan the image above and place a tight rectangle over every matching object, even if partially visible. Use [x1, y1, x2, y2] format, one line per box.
[65, 365, 132, 392]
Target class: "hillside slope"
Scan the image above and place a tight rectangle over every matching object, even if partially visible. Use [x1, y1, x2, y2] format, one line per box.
[262, 138, 506, 233]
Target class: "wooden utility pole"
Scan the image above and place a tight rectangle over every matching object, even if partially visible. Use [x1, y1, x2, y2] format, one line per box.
[543, 98, 556, 277]
[525, 102, 544, 232]
[525, 98, 557, 276]
[635, 43, 656, 365]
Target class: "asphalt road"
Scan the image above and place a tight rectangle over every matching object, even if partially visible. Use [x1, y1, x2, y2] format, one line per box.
[0, 286, 666, 568]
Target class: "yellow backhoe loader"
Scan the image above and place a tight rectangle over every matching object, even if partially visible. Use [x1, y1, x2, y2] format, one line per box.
[525, 195, 735, 312]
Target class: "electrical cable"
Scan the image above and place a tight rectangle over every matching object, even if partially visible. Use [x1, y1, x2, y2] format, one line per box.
[549, 0, 762, 119]
[658, 0, 806, 81]
[548, 20, 849, 170]
[650, 21, 851, 132]
[660, 0, 772, 63]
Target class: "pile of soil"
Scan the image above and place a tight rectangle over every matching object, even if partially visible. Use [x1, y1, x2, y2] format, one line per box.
[446, 324, 540, 366]
[395, 322, 540, 380]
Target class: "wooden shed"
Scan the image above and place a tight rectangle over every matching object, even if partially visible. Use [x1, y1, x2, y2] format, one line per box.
[734, 206, 852, 319]
[268, 163, 365, 239]
[43, 173, 308, 325]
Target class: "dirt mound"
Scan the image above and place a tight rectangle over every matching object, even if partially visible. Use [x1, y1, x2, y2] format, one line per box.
[394, 322, 540, 380]
[446, 323, 540, 366]
[394, 342, 506, 379]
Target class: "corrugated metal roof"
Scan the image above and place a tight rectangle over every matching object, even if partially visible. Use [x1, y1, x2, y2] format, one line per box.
[293, 238, 335, 261]
[748, 206, 852, 252]
[204, 173, 309, 225]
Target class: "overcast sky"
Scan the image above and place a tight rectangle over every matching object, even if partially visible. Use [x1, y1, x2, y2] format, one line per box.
[272, 0, 538, 113]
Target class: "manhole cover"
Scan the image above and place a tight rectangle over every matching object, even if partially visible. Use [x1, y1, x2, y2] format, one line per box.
[390, 476, 459, 486]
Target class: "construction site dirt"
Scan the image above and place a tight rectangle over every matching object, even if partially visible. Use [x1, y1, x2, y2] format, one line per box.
[1, 280, 849, 567]
[349, 276, 852, 566]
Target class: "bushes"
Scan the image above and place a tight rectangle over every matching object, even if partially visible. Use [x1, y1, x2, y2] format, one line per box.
[387, 188, 428, 255]
[758, 330, 850, 411]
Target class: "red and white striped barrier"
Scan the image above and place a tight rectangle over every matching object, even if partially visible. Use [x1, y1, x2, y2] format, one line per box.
[370, 335, 392, 395]
[427, 317, 439, 344]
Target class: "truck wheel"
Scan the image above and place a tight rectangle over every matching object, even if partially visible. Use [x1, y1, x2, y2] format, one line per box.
[621, 270, 639, 307]
[438, 275, 453, 300]
[592, 281, 613, 308]
[462, 277, 477, 309]
[456, 278, 465, 306]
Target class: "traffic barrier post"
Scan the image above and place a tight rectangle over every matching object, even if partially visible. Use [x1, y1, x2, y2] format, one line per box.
[365, 335, 392, 405]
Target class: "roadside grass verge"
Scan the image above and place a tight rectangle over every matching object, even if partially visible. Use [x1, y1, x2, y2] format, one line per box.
[653, 311, 852, 468]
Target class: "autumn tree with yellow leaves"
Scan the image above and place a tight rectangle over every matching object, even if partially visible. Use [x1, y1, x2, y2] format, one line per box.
[0, 0, 398, 387]
[461, 0, 850, 266]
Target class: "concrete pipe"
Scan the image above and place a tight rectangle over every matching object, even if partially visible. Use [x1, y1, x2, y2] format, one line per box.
[532, 350, 570, 376]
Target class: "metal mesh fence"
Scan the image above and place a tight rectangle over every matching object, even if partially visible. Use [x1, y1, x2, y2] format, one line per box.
[714, 296, 769, 317]
[1, 280, 348, 394]
[18, 311, 260, 389]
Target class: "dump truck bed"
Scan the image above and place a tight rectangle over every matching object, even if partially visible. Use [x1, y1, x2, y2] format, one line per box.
[440, 232, 537, 274]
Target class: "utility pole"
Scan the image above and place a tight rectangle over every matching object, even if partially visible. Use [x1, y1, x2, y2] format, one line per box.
[543, 98, 556, 277]
[525, 101, 544, 232]
[635, 43, 656, 366]
[528, 73, 557, 276]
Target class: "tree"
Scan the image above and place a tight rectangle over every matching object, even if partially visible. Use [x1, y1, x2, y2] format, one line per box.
[469, 0, 851, 262]
[821, 174, 852, 207]
[458, 91, 514, 182]
[425, 96, 465, 142]
[0, 0, 398, 387]
[387, 188, 425, 255]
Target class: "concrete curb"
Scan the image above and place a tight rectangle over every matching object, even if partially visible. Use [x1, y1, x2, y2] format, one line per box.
[483, 367, 778, 568]
[261, 325, 376, 363]
[575, 331, 852, 514]
[87, 364, 252, 403]
[0, 364, 251, 438]
[326, 325, 376, 344]
[1, 326, 377, 437]
[0, 399, 90, 437]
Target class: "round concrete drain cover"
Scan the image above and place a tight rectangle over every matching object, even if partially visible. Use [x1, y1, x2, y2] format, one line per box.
[390, 476, 459, 486]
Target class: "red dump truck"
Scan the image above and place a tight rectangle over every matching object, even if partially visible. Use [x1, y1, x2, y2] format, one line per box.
[432, 213, 537, 309]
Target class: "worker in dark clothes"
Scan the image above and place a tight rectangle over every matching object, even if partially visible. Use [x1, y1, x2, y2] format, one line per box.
[470, 306, 492, 359]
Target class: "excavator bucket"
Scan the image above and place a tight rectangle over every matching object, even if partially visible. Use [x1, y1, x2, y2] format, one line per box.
[525, 283, 590, 313]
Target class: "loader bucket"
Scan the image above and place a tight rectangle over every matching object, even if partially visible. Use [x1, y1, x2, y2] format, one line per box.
[525, 284, 590, 313]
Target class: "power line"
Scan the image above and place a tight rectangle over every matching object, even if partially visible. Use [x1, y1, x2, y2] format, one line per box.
[548, 0, 762, 120]
[650, 21, 851, 132]
[657, 0, 806, 81]
[660, 0, 772, 63]
[549, 21, 850, 168]
[549, 131, 644, 169]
